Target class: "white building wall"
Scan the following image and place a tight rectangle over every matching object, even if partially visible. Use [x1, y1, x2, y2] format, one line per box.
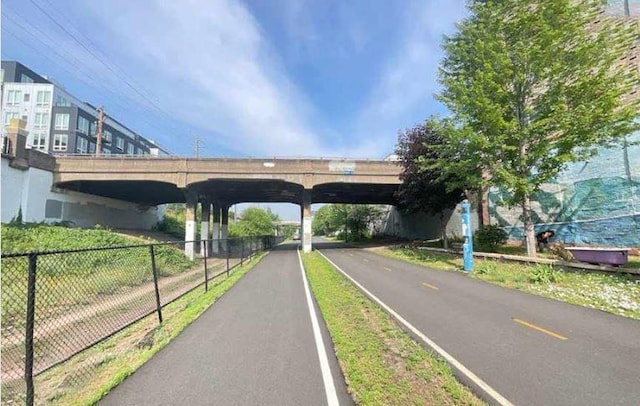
[2, 83, 54, 150]
[2, 156, 164, 229]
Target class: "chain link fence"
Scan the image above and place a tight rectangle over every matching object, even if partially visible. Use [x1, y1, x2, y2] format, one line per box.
[1, 235, 283, 405]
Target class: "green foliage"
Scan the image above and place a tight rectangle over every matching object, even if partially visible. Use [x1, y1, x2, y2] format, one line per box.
[312, 204, 384, 241]
[229, 207, 277, 237]
[474, 225, 508, 252]
[474, 261, 497, 275]
[529, 264, 561, 284]
[395, 119, 467, 214]
[438, 0, 640, 254]
[153, 205, 185, 239]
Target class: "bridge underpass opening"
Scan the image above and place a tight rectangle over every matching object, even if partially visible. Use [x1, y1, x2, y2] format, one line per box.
[55, 178, 400, 256]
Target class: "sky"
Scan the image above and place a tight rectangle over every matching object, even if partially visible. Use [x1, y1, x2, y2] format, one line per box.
[1, 0, 468, 219]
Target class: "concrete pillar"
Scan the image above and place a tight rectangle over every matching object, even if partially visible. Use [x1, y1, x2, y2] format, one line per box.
[302, 190, 312, 253]
[221, 205, 229, 251]
[212, 203, 220, 254]
[200, 200, 211, 256]
[184, 190, 198, 260]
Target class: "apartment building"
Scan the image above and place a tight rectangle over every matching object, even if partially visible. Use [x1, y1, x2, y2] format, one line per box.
[1, 61, 169, 156]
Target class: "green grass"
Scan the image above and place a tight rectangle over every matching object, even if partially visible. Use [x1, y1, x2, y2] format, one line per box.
[377, 247, 640, 320]
[301, 251, 484, 406]
[24, 252, 266, 406]
[1, 224, 196, 329]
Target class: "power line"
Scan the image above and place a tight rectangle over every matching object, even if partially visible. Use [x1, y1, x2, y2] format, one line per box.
[28, 0, 176, 121]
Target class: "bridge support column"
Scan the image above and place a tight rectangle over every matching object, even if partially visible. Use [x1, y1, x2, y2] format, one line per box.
[302, 190, 312, 253]
[184, 190, 198, 260]
[212, 203, 220, 254]
[221, 205, 229, 252]
[200, 200, 211, 257]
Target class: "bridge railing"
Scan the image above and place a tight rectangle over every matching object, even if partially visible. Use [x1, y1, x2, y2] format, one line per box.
[0, 235, 284, 405]
[52, 152, 397, 161]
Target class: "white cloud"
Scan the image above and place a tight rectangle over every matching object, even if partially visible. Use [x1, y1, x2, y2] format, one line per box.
[79, 0, 327, 156]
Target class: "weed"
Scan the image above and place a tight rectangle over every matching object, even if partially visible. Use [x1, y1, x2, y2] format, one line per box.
[529, 264, 561, 284]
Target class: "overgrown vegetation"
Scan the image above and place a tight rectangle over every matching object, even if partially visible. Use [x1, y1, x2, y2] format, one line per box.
[312, 204, 384, 241]
[375, 246, 640, 320]
[473, 225, 508, 253]
[301, 251, 484, 405]
[24, 253, 266, 405]
[229, 207, 278, 237]
[1, 224, 195, 329]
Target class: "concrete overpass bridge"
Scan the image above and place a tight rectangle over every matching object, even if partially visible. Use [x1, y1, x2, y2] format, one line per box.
[53, 156, 401, 256]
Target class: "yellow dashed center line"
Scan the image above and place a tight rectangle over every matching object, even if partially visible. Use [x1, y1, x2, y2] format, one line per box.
[421, 282, 439, 290]
[513, 318, 568, 341]
[383, 267, 392, 272]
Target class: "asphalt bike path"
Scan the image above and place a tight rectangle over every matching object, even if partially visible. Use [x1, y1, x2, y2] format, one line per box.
[101, 243, 352, 406]
[317, 244, 640, 406]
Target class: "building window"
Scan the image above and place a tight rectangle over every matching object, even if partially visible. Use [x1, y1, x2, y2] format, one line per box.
[34, 112, 50, 129]
[126, 143, 134, 155]
[89, 121, 97, 136]
[102, 148, 112, 155]
[36, 90, 51, 106]
[76, 136, 88, 153]
[4, 112, 19, 126]
[54, 113, 69, 130]
[103, 130, 112, 143]
[55, 95, 72, 107]
[115, 137, 124, 151]
[53, 134, 68, 151]
[29, 133, 47, 150]
[77, 116, 90, 134]
[88, 142, 96, 154]
[24, 93, 30, 102]
[6, 90, 22, 105]
[21, 74, 34, 83]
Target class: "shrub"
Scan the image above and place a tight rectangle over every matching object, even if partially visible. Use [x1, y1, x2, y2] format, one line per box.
[474, 225, 508, 252]
[529, 264, 561, 284]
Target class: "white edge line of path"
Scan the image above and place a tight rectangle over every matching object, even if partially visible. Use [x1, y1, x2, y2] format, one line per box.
[297, 249, 340, 406]
[316, 250, 514, 406]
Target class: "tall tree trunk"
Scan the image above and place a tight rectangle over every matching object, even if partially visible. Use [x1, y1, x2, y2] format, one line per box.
[522, 194, 537, 258]
[441, 213, 449, 249]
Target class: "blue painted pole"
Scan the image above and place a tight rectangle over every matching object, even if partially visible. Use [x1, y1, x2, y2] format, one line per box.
[461, 200, 474, 272]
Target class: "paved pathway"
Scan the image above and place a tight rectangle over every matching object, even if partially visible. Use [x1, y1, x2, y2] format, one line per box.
[318, 243, 640, 406]
[101, 243, 352, 406]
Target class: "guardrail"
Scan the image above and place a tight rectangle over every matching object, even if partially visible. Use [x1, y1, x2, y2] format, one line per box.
[0, 235, 284, 405]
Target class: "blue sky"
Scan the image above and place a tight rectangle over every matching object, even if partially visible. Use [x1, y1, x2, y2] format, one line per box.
[2, 0, 467, 158]
[2, 0, 468, 219]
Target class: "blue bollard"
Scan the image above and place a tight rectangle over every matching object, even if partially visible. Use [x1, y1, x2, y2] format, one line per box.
[461, 200, 474, 272]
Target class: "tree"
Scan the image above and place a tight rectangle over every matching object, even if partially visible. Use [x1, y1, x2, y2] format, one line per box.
[395, 119, 467, 246]
[312, 204, 383, 241]
[229, 207, 276, 237]
[438, 0, 640, 256]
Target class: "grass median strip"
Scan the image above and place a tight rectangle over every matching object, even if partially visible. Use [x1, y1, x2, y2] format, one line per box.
[301, 251, 484, 406]
[30, 252, 267, 406]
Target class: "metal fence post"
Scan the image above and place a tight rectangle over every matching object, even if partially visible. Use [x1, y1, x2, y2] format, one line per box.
[241, 238, 244, 267]
[203, 240, 209, 292]
[25, 253, 37, 406]
[226, 240, 230, 277]
[149, 245, 163, 323]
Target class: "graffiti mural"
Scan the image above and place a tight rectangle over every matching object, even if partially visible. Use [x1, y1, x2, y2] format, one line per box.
[489, 132, 640, 247]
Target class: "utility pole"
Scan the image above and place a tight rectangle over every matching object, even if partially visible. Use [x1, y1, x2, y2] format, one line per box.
[96, 106, 104, 156]
[193, 135, 204, 158]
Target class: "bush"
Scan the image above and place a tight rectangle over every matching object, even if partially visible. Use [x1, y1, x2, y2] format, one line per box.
[474, 225, 507, 252]
[529, 264, 561, 284]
